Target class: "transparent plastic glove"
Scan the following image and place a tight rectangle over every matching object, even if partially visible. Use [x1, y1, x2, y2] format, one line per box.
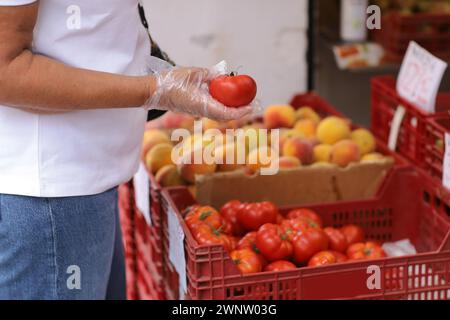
[145, 64, 254, 122]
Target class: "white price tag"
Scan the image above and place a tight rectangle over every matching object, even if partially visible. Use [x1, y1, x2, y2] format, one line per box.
[443, 133, 450, 190]
[397, 41, 447, 113]
[133, 163, 151, 225]
[168, 206, 187, 299]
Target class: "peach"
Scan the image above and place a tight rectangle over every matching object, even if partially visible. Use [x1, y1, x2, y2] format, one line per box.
[317, 116, 351, 145]
[295, 106, 321, 124]
[162, 112, 195, 129]
[178, 146, 217, 184]
[240, 125, 271, 153]
[201, 118, 221, 131]
[213, 143, 246, 172]
[279, 129, 304, 151]
[141, 129, 171, 161]
[351, 129, 376, 156]
[155, 164, 185, 187]
[277, 156, 302, 169]
[282, 136, 314, 165]
[145, 143, 174, 174]
[263, 105, 296, 129]
[330, 140, 361, 167]
[293, 119, 317, 139]
[246, 146, 275, 173]
[313, 144, 333, 163]
[361, 152, 385, 163]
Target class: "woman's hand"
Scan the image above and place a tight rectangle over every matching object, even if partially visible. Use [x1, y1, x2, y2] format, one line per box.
[146, 67, 253, 122]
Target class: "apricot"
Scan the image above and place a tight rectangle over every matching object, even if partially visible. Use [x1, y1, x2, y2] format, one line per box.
[213, 143, 246, 172]
[361, 152, 385, 163]
[351, 129, 376, 156]
[145, 143, 174, 174]
[155, 164, 185, 187]
[295, 106, 321, 124]
[313, 144, 333, 163]
[282, 136, 314, 165]
[263, 105, 296, 129]
[246, 146, 276, 173]
[177, 146, 217, 184]
[277, 156, 302, 169]
[293, 119, 317, 139]
[240, 125, 271, 152]
[330, 140, 361, 167]
[317, 117, 351, 145]
[141, 129, 171, 161]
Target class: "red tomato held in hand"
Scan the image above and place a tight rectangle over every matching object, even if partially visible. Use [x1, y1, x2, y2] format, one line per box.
[220, 200, 246, 236]
[264, 260, 297, 272]
[347, 242, 386, 261]
[286, 209, 323, 228]
[308, 251, 337, 267]
[209, 74, 257, 108]
[230, 249, 263, 274]
[292, 228, 329, 265]
[324, 227, 348, 253]
[340, 224, 365, 246]
[255, 224, 293, 262]
[237, 202, 278, 231]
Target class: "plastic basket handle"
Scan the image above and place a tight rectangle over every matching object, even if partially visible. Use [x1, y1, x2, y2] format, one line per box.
[388, 105, 406, 151]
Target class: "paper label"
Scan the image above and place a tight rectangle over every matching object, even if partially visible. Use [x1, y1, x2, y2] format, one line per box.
[133, 163, 151, 225]
[397, 41, 447, 113]
[443, 133, 450, 190]
[168, 206, 187, 299]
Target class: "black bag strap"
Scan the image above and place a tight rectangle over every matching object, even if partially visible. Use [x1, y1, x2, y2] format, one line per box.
[138, 3, 174, 121]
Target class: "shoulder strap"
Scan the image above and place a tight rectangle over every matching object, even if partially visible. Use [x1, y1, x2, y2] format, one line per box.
[137, 3, 172, 121]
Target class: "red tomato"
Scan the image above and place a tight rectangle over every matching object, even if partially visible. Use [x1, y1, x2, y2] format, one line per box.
[276, 213, 285, 224]
[193, 224, 235, 252]
[237, 202, 278, 231]
[237, 232, 268, 267]
[347, 241, 386, 261]
[324, 227, 348, 253]
[220, 200, 246, 236]
[330, 251, 348, 263]
[308, 251, 337, 267]
[185, 205, 229, 232]
[209, 74, 257, 108]
[340, 224, 365, 246]
[255, 224, 293, 262]
[292, 228, 329, 265]
[282, 216, 320, 238]
[264, 260, 297, 272]
[286, 209, 323, 228]
[230, 249, 263, 274]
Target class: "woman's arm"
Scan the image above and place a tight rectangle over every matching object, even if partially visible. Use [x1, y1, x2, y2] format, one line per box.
[0, 3, 253, 121]
[0, 3, 154, 112]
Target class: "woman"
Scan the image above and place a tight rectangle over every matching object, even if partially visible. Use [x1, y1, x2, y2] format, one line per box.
[0, 1, 251, 299]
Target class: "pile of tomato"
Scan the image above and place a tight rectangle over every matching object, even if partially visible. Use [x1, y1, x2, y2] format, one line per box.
[184, 200, 386, 275]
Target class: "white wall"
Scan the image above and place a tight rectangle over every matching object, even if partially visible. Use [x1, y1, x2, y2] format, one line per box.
[142, 0, 309, 107]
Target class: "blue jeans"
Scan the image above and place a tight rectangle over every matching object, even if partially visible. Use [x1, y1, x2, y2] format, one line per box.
[0, 188, 125, 300]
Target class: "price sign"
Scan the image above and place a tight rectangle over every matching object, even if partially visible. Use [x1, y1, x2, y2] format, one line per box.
[168, 206, 187, 299]
[397, 41, 447, 113]
[443, 133, 450, 190]
[133, 163, 151, 225]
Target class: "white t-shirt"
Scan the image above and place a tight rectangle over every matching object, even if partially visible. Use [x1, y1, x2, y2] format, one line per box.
[0, 0, 151, 197]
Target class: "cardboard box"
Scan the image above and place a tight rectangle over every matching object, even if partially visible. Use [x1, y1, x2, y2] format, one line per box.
[195, 159, 394, 208]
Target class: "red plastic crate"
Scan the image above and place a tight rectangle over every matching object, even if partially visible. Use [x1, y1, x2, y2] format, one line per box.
[423, 116, 450, 202]
[160, 168, 450, 300]
[371, 75, 450, 168]
[372, 12, 450, 62]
